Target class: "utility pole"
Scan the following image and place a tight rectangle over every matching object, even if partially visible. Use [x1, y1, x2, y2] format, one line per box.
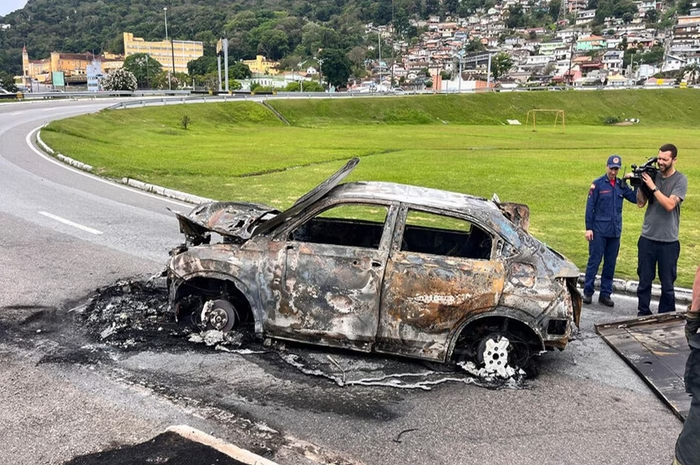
[486, 52, 492, 91]
[457, 50, 465, 93]
[223, 38, 229, 92]
[216, 38, 223, 91]
[567, 34, 578, 87]
[163, 7, 175, 90]
[378, 32, 382, 91]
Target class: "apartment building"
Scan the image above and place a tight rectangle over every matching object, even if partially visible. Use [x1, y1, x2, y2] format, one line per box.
[123, 32, 203, 74]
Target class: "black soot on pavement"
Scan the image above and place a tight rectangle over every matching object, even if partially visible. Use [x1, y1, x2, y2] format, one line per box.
[77, 276, 526, 391]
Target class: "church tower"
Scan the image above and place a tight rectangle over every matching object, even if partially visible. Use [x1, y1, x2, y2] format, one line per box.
[22, 46, 30, 83]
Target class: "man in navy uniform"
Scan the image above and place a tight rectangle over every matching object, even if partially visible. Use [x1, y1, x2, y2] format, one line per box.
[583, 155, 637, 306]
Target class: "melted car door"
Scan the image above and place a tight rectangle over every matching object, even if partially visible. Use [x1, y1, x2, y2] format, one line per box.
[266, 202, 396, 351]
[376, 207, 506, 361]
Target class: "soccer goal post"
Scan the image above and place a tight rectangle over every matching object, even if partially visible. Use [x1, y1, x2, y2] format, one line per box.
[525, 109, 565, 131]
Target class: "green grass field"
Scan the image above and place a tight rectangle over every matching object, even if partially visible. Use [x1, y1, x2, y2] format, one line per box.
[40, 90, 700, 287]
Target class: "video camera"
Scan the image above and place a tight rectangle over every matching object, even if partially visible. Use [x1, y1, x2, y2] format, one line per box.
[629, 156, 659, 202]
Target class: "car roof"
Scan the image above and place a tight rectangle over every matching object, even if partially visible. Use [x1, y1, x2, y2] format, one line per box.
[326, 181, 519, 237]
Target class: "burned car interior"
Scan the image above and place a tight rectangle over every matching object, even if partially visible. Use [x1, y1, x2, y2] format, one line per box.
[401, 210, 493, 260]
[288, 204, 387, 249]
[168, 158, 582, 379]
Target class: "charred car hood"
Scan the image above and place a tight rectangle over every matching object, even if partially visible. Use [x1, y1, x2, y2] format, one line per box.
[175, 201, 279, 243]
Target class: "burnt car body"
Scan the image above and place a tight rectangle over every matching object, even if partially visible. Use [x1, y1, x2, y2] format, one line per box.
[167, 158, 581, 376]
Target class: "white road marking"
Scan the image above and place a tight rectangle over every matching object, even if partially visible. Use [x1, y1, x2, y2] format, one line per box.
[38, 211, 103, 235]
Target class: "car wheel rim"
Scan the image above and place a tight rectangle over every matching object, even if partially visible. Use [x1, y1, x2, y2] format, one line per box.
[200, 299, 236, 332]
[479, 335, 515, 378]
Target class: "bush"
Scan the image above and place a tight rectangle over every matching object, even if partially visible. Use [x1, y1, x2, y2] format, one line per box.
[603, 115, 622, 125]
[102, 68, 137, 91]
[181, 115, 191, 129]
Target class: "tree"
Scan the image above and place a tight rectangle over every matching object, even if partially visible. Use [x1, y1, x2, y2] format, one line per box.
[188, 55, 217, 77]
[0, 71, 18, 92]
[490, 52, 514, 81]
[443, 0, 460, 15]
[465, 38, 485, 52]
[319, 48, 351, 89]
[549, 0, 562, 20]
[644, 8, 658, 24]
[505, 5, 526, 29]
[123, 53, 162, 89]
[102, 68, 137, 91]
[229, 62, 252, 80]
[683, 63, 700, 84]
[678, 0, 692, 15]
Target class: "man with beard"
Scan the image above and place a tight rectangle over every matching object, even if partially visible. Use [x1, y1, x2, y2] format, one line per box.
[636, 143, 688, 316]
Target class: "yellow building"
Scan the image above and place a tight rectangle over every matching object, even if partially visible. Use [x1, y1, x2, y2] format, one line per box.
[123, 32, 203, 74]
[242, 55, 280, 75]
[21, 47, 124, 84]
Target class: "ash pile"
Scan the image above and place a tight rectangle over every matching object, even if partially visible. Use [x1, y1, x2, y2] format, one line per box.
[77, 275, 247, 351]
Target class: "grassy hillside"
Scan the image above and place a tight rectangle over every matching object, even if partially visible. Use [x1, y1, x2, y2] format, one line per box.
[268, 89, 700, 127]
[41, 89, 700, 287]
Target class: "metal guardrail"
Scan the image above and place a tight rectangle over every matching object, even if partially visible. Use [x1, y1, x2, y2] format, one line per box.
[8, 85, 696, 108]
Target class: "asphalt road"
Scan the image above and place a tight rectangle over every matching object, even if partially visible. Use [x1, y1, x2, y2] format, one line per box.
[0, 98, 685, 465]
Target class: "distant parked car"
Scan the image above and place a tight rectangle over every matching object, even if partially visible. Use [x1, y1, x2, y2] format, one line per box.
[167, 158, 581, 377]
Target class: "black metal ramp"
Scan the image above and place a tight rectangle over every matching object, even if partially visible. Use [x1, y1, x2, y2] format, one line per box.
[595, 313, 692, 421]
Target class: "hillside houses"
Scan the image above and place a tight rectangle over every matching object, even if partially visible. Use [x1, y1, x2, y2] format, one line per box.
[361, 0, 699, 90]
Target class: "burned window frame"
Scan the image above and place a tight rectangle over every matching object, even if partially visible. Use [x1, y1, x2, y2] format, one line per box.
[391, 205, 499, 261]
[272, 197, 400, 253]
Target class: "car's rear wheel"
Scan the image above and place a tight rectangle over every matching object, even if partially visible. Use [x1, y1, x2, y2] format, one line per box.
[477, 333, 512, 376]
[200, 299, 237, 332]
[476, 332, 539, 379]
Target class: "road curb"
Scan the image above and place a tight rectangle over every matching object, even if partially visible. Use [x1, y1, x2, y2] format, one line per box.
[166, 425, 279, 465]
[120, 177, 214, 205]
[577, 274, 692, 304]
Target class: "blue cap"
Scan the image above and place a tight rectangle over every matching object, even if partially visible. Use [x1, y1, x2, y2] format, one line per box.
[607, 155, 622, 168]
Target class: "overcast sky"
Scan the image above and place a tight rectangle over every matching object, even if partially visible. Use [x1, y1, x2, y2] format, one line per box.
[0, 0, 28, 16]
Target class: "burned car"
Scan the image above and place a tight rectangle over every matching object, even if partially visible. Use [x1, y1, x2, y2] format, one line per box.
[167, 158, 581, 377]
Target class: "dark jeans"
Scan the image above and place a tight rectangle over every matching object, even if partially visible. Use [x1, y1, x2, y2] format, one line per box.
[636, 236, 680, 316]
[584, 234, 620, 298]
[675, 348, 700, 465]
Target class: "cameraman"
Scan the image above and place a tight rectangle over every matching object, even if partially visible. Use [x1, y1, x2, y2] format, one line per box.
[636, 143, 688, 316]
[583, 155, 637, 306]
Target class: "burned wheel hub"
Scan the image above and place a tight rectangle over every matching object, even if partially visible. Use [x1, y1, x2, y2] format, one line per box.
[200, 299, 236, 332]
[478, 334, 516, 378]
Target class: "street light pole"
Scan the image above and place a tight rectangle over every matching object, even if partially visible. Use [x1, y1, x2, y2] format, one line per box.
[567, 34, 577, 88]
[378, 33, 382, 91]
[163, 7, 171, 90]
[298, 62, 303, 92]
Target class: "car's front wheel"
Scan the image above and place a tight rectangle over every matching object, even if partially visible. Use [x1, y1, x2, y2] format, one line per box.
[199, 299, 238, 332]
